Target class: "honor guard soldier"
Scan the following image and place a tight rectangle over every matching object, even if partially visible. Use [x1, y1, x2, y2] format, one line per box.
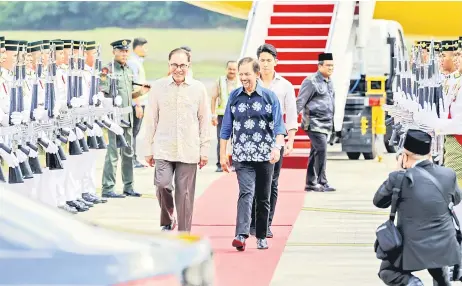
[81, 40, 106, 204]
[100, 39, 149, 198]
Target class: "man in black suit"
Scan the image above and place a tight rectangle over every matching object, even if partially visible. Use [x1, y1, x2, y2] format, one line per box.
[374, 129, 461, 286]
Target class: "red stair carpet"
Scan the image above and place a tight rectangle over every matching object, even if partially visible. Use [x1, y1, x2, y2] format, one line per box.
[191, 169, 306, 286]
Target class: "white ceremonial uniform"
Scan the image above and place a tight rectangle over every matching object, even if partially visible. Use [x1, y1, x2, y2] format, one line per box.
[80, 64, 99, 195]
[36, 68, 60, 207]
[18, 69, 40, 200]
[56, 65, 81, 203]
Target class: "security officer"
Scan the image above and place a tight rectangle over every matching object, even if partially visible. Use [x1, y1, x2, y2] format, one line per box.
[100, 39, 150, 198]
[211, 60, 239, 172]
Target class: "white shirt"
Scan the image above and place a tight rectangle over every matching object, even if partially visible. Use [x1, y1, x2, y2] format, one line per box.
[258, 72, 298, 131]
[0, 69, 13, 113]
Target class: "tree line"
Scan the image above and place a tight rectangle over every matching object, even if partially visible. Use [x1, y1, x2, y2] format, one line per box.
[0, 1, 246, 30]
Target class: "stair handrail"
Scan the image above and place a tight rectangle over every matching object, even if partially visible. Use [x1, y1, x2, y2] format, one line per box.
[239, 0, 259, 59]
[325, 1, 339, 51]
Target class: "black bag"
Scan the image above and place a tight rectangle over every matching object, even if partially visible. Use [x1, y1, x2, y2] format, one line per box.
[415, 167, 462, 281]
[375, 171, 406, 258]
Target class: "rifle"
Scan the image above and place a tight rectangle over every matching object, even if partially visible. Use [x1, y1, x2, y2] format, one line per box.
[39, 43, 63, 170]
[7, 44, 25, 183]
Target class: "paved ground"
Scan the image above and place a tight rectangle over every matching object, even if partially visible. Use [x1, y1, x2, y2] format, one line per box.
[77, 129, 444, 286]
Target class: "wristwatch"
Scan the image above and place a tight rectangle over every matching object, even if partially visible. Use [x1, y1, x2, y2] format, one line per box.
[274, 144, 283, 150]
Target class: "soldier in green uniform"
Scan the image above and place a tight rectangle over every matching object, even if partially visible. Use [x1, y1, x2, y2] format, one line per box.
[100, 39, 150, 198]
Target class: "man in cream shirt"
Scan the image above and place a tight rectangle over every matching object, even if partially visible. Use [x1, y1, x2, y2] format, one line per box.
[142, 47, 210, 232]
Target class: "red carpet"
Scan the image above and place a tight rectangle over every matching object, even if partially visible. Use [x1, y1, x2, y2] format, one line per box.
[192, 169, 306, 286]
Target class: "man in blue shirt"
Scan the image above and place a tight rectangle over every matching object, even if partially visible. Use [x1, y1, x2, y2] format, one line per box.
[219, 57, 286, 251]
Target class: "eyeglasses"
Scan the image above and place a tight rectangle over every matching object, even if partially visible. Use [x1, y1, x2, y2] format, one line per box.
[170, 63, 189, 70]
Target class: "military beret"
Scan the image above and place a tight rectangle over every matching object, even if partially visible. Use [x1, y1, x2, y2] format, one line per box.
[110, 39, 131, 50]
[85, 41, 97, 51]
[51, 40, 64, 51]
[0, 36, 4, 49]
[419, 41, 431, 51]
[27, 40, 43, 53]
[441, 40, 457, 52]
[458, 37, 462, 49]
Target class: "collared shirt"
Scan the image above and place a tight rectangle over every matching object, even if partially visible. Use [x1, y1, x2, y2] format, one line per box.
[296, 71, 335, 134]
[0, 69, 12, 115]
[127, 53, 147, 106]
[141, 76, 211, 164]
[220, 84, 286, 162]
[258, 72, 298, 131]
[412, 159, 428, 168]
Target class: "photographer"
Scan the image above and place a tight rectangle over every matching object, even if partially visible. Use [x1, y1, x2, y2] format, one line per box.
[373, 129, 461, 286]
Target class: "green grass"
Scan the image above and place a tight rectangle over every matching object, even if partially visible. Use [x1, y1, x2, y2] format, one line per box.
[2, 28, 245, 79]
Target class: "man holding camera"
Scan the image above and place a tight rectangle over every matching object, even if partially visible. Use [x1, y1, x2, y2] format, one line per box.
[373, 129, 461, 286]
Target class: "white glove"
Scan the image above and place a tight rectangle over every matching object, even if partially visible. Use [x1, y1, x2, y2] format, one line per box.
[68, 130, 77, 142]
[105, 120, 123, 135]
[33, 107, 47, 121]
[10, 112, 22, 126]
[102, 98, 113, 109]
[0, 109, 8, 126]
[75, 127, 85, 140]
[46, 141, 58, 154]
[96, 91, 105, 101]
[0, 148, 19, 167]
[16, 148, 28, 163]
[92, 95, 99, 105]
[114, 95, 122, 106]
[53, 102, 62, 116]
[93, 123, 103, 137]
[21, 110, 31, 123]
[28, 146, 38, 158]
[70, 97, 82, 108]
[86, 127, 95, 137]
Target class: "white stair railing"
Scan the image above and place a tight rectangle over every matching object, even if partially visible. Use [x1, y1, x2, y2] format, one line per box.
[239, 0, 275, 59]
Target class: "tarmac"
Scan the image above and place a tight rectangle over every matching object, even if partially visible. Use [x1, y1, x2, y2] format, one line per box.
[78, 132, 440, 285]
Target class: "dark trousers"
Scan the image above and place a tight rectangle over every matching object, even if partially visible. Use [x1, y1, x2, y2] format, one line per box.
[235, 161, 274, 239]
[250, 147, 284, 228]
[216, 115, 223, 167]
[379, 260, 450, 286]
[306, 130, 328, 188]
[132, 105, 144, 162]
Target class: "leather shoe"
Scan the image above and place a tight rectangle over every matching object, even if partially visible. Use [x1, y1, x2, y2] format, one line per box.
[257, 238, 269, 250]
[232, 235, 246, 251]
[66, 200, 88, 212]
[321, 184, 336, 192]
[161, 217, 177, 231]
[124, 189, 142, 197]
[77, 198, 94, 207]
[58, 204, 78, 214]
[102, 192, 126, 198]
[89, 193, 108, 203]
[82, 193, 101, 204]
[305, 184, 323, 192]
